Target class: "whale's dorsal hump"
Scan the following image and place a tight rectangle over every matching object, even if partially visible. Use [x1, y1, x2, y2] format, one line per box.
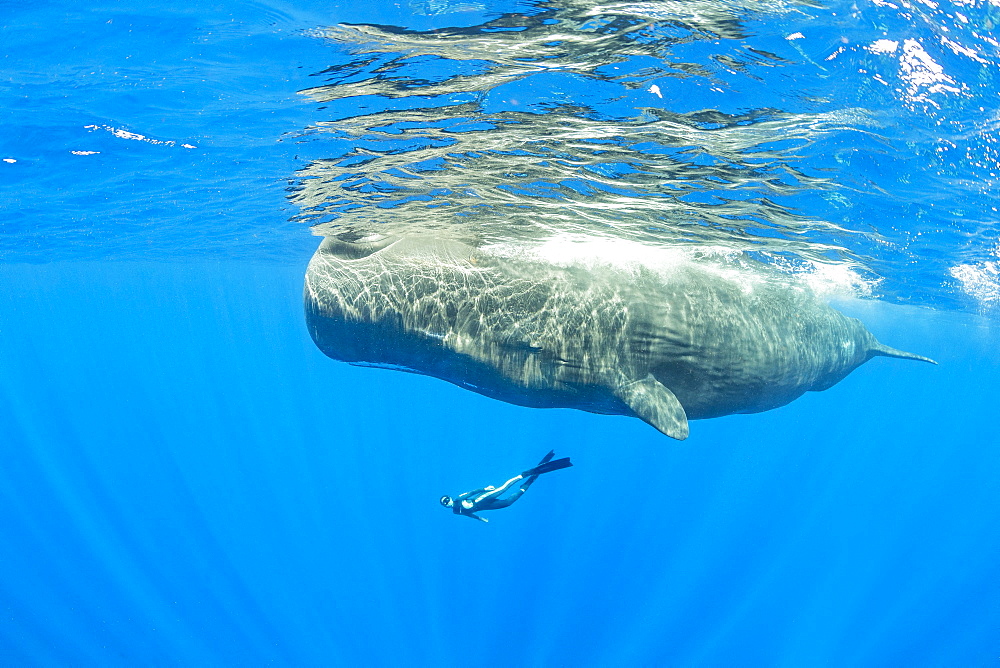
[616, 376, 690, 440]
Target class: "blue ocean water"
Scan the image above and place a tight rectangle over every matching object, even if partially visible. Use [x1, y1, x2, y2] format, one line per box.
[2, 0, 999, 665]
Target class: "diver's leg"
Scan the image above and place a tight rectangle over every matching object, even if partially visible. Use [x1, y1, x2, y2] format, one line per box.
[487, 484, 530, 509]
[518, 474, 540, 492]
[484, 494, 519, 510]
[515, 452, 552, 493]
[473, 474, 523, 504]
[494, 473, 525, 495]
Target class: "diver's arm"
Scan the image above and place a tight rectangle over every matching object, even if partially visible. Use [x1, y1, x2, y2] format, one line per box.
[465, 512, 488, 523]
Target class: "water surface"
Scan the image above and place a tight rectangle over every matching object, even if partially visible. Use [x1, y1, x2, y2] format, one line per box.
[1, 0, 998, 665]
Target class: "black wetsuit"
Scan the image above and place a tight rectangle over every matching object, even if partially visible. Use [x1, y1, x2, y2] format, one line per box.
[445, 450, 573, 522]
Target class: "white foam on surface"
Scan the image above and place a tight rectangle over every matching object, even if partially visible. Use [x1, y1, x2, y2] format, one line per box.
[950, 244, 1000, 305]
[792, 261, 878, 300]
[84, 124, 197, 149]
[486, 234, 885, 301]
[484, 234, 766, 293]
[486, 234, 717, 270]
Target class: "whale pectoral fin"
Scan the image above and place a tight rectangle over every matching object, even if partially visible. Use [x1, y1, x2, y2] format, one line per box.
[617, 376, 690, 440]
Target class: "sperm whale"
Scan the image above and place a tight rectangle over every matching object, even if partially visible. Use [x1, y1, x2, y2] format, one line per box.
[304, 235, 934, 439]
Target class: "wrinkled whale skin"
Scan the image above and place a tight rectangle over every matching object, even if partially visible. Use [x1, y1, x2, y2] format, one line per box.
[304, 236, 934, 439]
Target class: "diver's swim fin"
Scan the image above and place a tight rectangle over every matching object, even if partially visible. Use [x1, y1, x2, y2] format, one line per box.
[522, 457, 573, 478]
[520, 450, 551, 491]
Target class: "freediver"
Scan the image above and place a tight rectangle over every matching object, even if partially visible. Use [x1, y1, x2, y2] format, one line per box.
[440, 450, 573, 522]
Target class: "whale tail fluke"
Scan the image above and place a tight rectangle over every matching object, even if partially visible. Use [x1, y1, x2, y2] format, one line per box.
[870, 342, 937, 365]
